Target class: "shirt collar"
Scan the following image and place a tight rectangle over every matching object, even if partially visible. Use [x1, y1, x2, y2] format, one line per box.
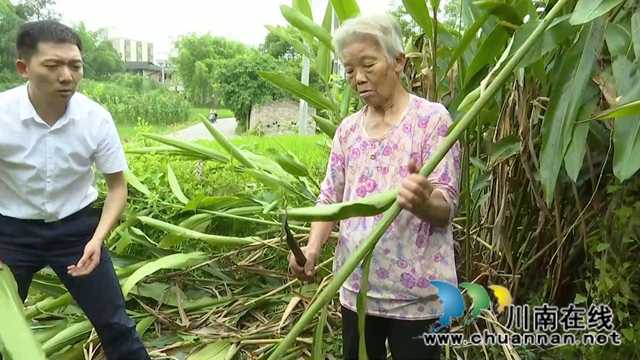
[19, 82, 81, 127]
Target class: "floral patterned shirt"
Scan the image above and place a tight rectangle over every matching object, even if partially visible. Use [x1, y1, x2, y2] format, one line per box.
[316, 94, 461, 320]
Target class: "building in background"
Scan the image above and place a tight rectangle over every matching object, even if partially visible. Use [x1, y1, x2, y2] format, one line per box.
[97, 27, 162, 80]
[155, 58, 182, 92]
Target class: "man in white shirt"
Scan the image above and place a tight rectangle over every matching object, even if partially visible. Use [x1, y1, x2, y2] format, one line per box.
[0, 20, 150, 359]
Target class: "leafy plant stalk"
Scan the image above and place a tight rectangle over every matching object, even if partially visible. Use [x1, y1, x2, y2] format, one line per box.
[266, 0, 572, 358]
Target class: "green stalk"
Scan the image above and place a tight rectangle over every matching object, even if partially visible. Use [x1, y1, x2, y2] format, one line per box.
[266, 1, 571, 358]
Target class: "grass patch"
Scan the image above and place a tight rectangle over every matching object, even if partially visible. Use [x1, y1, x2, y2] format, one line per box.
[117, 108, 235, 141]
[198, 134, 329, 176]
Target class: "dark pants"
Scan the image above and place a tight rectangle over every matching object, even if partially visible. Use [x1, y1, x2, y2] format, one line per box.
[0, 205, 150, 360]
[342, 306, 441, 360]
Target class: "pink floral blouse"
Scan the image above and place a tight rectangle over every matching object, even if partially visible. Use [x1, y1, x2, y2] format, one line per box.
[316, 94, 461, 320]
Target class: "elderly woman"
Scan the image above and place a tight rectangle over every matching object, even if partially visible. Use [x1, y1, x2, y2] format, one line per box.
[288, 12, 461, 360]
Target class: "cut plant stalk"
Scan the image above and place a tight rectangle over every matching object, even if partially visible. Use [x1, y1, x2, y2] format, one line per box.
[266, 0, 572, 357]
[0, 267, 47, 360]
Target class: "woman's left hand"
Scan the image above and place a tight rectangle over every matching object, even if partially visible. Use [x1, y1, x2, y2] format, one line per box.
[397, 158, 434, 214]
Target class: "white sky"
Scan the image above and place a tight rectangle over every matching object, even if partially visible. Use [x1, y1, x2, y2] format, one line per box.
[47, 0, 394, 60]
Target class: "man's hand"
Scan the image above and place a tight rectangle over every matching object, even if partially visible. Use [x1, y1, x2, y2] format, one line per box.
[288, 246, 320, 282]
[398, 158, 434, 214]
[67, 239, 102, 277]
[0, 258, 3, 270]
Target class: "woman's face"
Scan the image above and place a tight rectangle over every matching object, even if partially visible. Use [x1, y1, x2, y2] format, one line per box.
[341, 35, 405, 107]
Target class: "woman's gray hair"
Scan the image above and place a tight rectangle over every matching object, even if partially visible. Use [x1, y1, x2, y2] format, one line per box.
[333, 13, 404, 64]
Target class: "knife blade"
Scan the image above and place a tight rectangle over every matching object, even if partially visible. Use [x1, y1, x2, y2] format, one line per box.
[282, 210, 307, 267]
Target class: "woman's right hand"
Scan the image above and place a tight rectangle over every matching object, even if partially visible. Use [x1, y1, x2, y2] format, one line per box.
[288, 246, 320, 282]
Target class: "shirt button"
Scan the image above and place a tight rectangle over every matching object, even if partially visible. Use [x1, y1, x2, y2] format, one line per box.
[370, 154, 375, 160]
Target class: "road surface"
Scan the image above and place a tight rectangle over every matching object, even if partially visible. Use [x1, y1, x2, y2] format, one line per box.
[166, 117, 238, 141]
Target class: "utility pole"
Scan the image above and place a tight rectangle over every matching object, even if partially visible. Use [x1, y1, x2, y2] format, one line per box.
[298, 0, 312, 135]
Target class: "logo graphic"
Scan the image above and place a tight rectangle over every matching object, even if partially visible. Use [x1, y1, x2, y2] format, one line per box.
[428, 281, 513, 332]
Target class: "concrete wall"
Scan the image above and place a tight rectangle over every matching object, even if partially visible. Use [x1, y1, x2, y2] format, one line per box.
[248, 98, 317, 135]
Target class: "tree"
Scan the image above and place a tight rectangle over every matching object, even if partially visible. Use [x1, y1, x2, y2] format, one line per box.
[171, 34, 248, 105]
[73, 23, 125, 78]
[261, 25, 307, 60]
[213, 50, 295, 127]
[13, 0, 60, 21]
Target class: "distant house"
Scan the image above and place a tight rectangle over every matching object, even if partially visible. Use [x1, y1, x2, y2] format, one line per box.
[248, 98, 317, 136]
[97, 27, 159, 80]
[124, 61, 162, 82]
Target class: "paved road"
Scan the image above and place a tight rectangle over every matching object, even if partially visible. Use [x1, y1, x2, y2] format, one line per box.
[166, 117, 238, 141]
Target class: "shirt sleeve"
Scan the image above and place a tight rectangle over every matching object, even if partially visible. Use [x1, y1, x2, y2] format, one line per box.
[422, 105, 461, 223]
[94, 112, 129, 174]
[316, 122, 347, 206]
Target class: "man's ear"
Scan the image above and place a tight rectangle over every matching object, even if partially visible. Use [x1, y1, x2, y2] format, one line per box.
[16, 59, 29, 80]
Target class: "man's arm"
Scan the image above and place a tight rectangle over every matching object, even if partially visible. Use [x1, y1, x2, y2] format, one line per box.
[67, 111, 129, 277]
[91, 112, 129, 242]
[91, 172, 128, 244]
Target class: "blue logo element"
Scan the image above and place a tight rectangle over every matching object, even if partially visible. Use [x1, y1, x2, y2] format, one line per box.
[429, 280, 466, 332]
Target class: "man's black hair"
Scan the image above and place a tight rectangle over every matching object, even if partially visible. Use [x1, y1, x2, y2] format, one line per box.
[16, 20, 83, 61]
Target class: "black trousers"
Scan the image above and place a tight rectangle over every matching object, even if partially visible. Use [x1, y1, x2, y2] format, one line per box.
[342, 306, 441, 360]
[0, 205, 150, 360]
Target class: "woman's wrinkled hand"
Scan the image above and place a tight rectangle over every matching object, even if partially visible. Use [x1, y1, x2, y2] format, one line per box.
[398, 158, 434, 214]
[288, 246, 320, 282]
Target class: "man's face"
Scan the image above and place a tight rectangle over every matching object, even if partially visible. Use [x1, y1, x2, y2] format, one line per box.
[342, 36, 404, 107]
[17, 42, 84, 102]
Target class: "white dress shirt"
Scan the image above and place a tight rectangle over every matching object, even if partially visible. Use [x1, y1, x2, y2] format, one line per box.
[0, 84, 128, 222]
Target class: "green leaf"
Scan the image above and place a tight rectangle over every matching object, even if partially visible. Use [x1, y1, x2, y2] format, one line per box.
[402, 0, 434, 39]
[293, 0, 314, 45]
[569, 0, 626, 25]
[281, 5, 333, 50]
[285, 190, 397, 222]
[328, 0, 361, 23]
[121, 252, 211, 297]
[124, 169, 151, 196]
[311, 306, 328, 360]
[465, 24, 511, 84]
[507, 15, 579, 70]
[0, 268, 47, 360]
[632, 9, 640, 61]
[597, 242, 610, 252]
[473, 1, 523, 25]
[167, 163, 189, 204]
[258, 71, 334, 111]
[186, 340, 231, 360]
[540, 19, 603, 205]
[445, 11, 491, 76]
[311, 114, 337, 137]
[340, 85, 353, 119]
[588, 99, 640, 121]
[621, 328, 634, 342]
[606, 23, 640, 181]
[316, 1, 333, 84]
[266, 148, 311, 178]
[138, 133, 230, 163]
[488, 134, 523, 168]
[264, 25, 314, 59]
[158, 213, 214, 249]
[574, 293, 587, 304]
[564, 89, 600, 182]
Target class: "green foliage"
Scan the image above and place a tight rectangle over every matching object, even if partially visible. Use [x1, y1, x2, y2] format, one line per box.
[78, 79, 191, 125]
[171, 34, 248, 105]
[0, 0, 124, 80]
[73, 22, 125, 78]
[213, 50, 297, 126]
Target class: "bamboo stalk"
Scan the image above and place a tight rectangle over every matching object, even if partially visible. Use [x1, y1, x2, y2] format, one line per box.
[266, 1, 573, 357]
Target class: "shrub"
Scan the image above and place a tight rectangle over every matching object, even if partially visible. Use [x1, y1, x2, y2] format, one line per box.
[79, 79, 191, 125]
